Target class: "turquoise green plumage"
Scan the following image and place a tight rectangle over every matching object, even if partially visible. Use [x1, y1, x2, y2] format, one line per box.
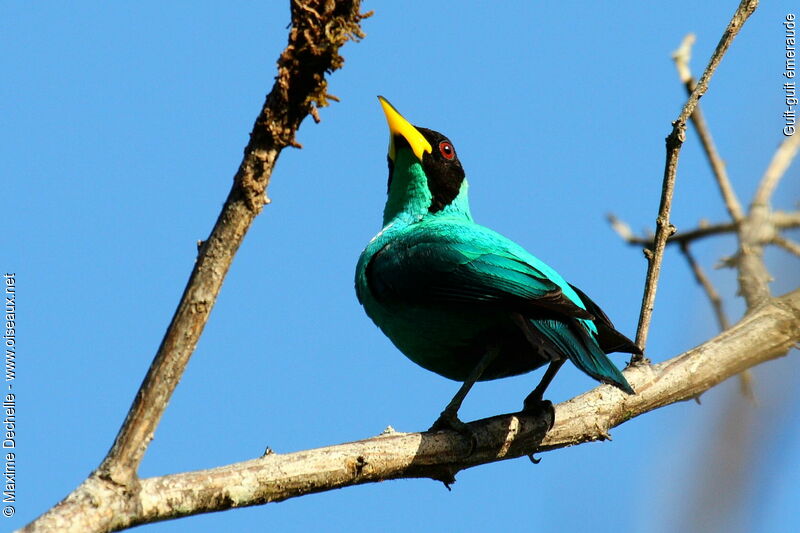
[355, 97, 639, 430]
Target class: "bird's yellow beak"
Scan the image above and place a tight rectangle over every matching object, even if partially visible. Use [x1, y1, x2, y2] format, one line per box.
[378, 96, 432, 162]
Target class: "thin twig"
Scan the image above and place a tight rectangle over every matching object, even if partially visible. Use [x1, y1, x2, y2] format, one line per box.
[608, 213, 737, 247]
[671, 33, 696, 85]
[774, 210, 800, 228]
[752, 131, 800, 208]
[608, 211, 800, 248]
[679, 242, 731, 330]
[606, 213, 638, 242]
[771, 234, 800, 257]
[672, 33, 745, 222]
[632, 0, 759, 361]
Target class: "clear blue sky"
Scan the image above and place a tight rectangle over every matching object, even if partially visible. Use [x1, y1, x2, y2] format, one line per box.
[3, 2, 798, 532]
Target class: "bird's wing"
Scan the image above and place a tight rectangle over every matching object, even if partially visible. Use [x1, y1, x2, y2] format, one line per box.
[568, 283, 642, 355]
[524, 316, 634, 393]
[365, 225, 593, 320]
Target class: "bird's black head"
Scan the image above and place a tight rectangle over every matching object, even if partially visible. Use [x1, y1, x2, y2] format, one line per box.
[414, 127, 465, 213]
[380, 96, 466, 214]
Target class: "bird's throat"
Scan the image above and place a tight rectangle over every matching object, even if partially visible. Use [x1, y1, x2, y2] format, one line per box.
[382, 155, 432, 226]
[382, 149, 472, 227]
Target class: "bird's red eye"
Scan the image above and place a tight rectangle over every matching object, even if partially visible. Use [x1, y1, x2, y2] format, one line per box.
[439, 141, 455, 160]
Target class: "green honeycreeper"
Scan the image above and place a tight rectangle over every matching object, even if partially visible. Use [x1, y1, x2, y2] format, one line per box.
[355, 97, 640, 436]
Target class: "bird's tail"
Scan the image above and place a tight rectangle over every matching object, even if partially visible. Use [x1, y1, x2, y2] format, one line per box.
[529, 318, 634, 394]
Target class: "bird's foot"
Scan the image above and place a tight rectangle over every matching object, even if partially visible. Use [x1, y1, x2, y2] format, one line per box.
[429, 410, 478, 456]
[522, 396, 555, 430]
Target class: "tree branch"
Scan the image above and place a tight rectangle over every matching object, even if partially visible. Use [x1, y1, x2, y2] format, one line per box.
[22, 2, 794, 532]
[772, 234, 800, 257]
[24, 1, 370, 531]
[98, 0, 369, 484]
[633, 0, 758, 359]
[752, 130, 800, 209]
[607, 210, 800, 248]
[24, 289, 799, 532]
[738, 133, 800, 308]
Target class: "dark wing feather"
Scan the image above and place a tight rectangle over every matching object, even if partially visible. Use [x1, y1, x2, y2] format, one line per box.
[367, 239, 593, 320]
[567, 283, 642, 355]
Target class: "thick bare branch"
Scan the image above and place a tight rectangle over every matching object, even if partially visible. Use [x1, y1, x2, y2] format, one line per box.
[633, 0, 758, 359]
[24, 290, 799, 532]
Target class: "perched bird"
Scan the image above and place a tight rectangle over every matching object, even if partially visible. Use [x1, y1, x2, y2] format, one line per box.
[355, 97, 640, 436]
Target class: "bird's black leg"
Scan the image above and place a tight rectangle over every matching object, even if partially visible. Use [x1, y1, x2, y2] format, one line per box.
[522, 358, 565, 418]
[429, 346, 500, 453]
[522, 359, 564, 463]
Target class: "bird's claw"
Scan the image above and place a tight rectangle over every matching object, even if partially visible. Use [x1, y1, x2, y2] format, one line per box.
[522, 397, 555, 430]
[429, 411, 478, 456]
